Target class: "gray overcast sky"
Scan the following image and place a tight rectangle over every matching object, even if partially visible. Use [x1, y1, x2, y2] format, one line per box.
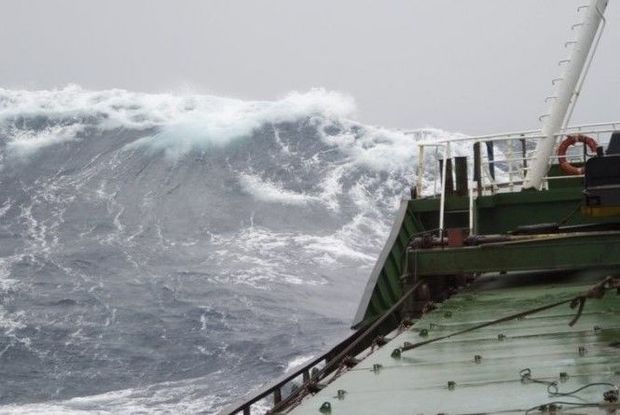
[1, 0, 618, 134]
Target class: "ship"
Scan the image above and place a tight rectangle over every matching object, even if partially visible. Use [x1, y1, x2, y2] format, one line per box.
[222, 1, 620, 413]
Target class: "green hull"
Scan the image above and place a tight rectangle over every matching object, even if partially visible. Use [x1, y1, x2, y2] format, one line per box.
[222, 163, 620, 415]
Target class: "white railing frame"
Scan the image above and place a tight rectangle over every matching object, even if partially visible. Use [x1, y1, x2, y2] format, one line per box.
[413, 121, 619, 237]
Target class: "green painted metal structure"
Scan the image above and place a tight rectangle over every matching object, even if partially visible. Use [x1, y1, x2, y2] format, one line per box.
[224, 148, 620, 414]
[353, 185, 616, 329]
[291, 272, 620, 414]
[411, 231, 620, 275]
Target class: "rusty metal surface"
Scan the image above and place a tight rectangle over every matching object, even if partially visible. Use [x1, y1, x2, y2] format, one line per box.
[289, 272, 620, 414]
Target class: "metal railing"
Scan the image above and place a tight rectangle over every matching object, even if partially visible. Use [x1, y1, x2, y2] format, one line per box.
[409, 121, 619, 237]
[218, 279, 422, 415]
[220, 280, 432, 415]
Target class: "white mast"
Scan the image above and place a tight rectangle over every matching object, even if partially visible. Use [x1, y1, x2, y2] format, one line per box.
[522, 0, 608, 190]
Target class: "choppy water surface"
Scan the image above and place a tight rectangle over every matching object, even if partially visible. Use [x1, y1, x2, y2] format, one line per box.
[0, 86, 457, 414]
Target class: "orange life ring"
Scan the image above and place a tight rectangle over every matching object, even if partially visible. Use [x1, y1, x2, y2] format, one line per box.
[557, 134, 598, 175]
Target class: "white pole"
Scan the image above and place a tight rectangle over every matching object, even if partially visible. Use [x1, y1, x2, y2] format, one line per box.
[468, 180, 475, 235]
[439, 143, 449, 238]
[523, 0, 608, 190]
[416, 144, 425, 198]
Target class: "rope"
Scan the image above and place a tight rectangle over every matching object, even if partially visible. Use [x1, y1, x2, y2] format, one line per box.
[398, 276, 618, 354]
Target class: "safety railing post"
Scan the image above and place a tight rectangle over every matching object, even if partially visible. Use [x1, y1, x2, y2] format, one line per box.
[416, 144, 425, 198]
[439, 143, 449, 241]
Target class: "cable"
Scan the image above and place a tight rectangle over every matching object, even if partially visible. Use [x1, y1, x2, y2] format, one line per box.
[548, 382, 616, 397]
[397, 276, 618, 354]
[520, 368, 557, 387]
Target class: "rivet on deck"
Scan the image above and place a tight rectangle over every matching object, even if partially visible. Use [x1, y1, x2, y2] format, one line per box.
[319, 401, 332, 413]
[391, 348, 401, 359]
[474, 354, 482, 363]
[593, 325, 601, 332]
[497, 333, 506, 341]
[520, 368, 532, 383]
[336, 389, 346, 400]
[447, 381, 456, 390]
[578, 346, 587, 356]
[419, 328, 429, 337]
[559, 372, 569, 382]
[372, 363, 383, 373]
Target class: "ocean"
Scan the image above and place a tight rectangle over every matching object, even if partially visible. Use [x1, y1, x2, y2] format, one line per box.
[0, 85, 456, 414]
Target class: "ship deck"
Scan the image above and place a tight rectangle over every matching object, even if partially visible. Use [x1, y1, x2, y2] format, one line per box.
[289, 271, 620, 414]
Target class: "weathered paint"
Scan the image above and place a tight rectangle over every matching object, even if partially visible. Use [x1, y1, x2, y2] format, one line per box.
[291, 272, 620, 414]
[353, 184, 618, 329]
[410, 231, 620, 275]
[352, 200, 424, 328]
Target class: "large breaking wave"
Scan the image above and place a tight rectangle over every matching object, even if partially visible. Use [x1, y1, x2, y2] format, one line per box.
[0, 85, 458, 414]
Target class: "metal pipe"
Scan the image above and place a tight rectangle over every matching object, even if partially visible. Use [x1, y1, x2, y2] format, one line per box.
[523, 0, 608, 190]
[411, 121, 620, 146]
[439, 143, 449, 238]
[416, 144, 424, 198]
[468, 180, 475, 235]
[562, 3, 607, 131]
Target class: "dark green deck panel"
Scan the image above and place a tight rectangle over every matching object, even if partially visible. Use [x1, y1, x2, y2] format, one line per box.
[411, 187, 601, 234]
[292, 272, 620, 415]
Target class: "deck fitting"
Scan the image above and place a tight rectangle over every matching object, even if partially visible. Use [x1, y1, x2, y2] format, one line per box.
[559, 372, 569, 382]
[604, 389, 619, 402]
[307, 382, 326, 394]
[374, 335, 387, 346]
[578, 346, 587, 356]
[336, 389, 346, 400]
[474, 354, 482, 363]
[372, 364, 383, 373]
[342, 356, 360, 368]
[448, 381, 456, 390]
[444, 311, 453, 318]
[419, 328, 429, 337]
[391, 348, 401, 359]
[319, 401, 331, 413]
[400, 318, 413, 328]
[498, 333, 506, 341]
